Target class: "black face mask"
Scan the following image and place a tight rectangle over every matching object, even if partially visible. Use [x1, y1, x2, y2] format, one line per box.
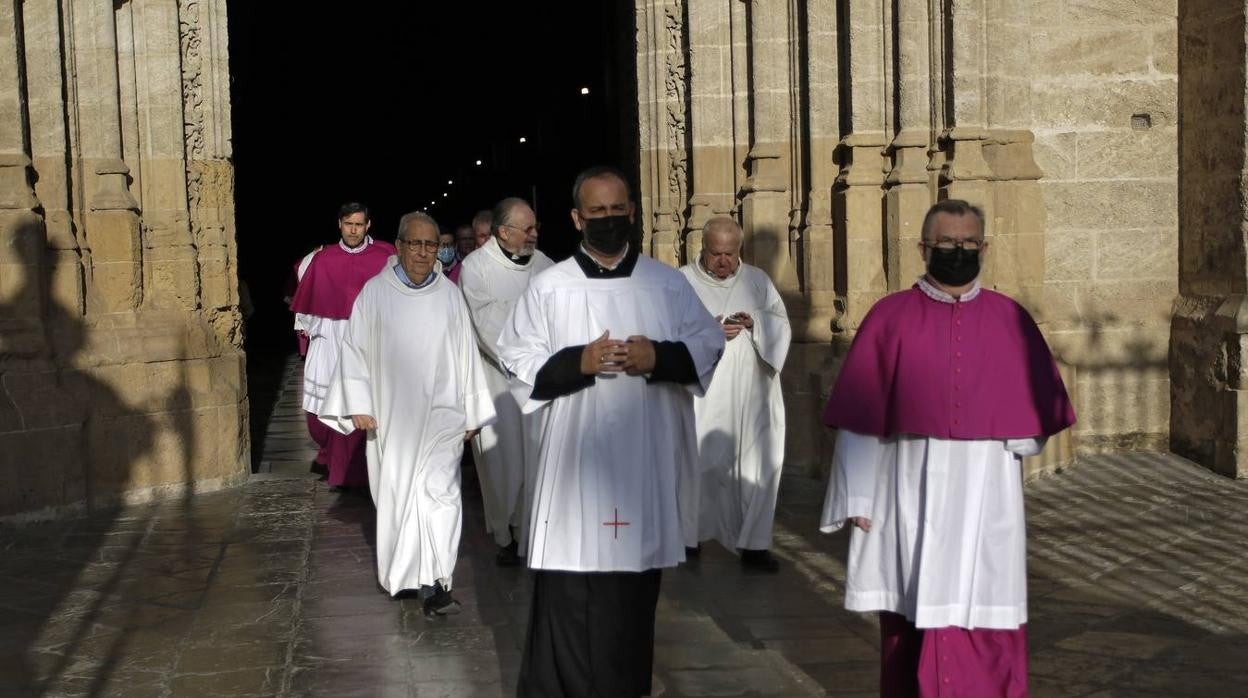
[581, 215, 632, 256]
[926, 246, 981, 287]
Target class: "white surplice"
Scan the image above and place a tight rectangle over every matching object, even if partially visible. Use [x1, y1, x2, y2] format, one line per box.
[820, 430, 1043, 630]
[679, 260, 791, 551]
[295, 238, 373, 414]
[458, 236, 555, 550]
[319, 263, 496, 595]
[497, 253, 725, 572]
[820, 274, 1046, 630]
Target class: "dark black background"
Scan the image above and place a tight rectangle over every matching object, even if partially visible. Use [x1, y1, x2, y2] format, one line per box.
[226, 2, 637, 351]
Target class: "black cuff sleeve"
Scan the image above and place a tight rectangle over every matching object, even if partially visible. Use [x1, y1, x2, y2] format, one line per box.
[646, 341, 699, 385]
[532, 345, 595, 401]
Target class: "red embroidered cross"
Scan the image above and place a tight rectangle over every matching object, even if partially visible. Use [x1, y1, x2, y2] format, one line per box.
[602, 507, 631, 539]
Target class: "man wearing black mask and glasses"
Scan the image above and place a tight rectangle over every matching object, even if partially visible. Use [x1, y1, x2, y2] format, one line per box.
[498, 166, 725, 697]
[819, 199, 1076, 696]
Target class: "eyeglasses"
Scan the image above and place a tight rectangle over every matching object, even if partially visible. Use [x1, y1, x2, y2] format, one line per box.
[397, 238, 439, 253]
[923, 238, 985, 251]
[502, 222, 541, 235]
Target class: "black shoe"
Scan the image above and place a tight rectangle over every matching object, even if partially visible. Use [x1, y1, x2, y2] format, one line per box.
[496, 539, 521, 567]
[685, 544, 702, 559]
[740, 549, 780, 573]
[423, 582, 462, 616]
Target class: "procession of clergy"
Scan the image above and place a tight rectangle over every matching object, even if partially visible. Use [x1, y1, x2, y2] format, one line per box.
[287, 165, 1075, 698]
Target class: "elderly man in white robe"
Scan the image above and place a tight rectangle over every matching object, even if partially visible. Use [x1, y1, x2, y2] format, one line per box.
[679, 217, 791, 573]
[319, 211, 496, 617]
[458, 196, 554, 566]
[499, 166, 724, 697]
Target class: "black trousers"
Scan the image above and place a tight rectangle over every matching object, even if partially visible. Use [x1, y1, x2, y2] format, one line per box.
[517, 568, 663, 697]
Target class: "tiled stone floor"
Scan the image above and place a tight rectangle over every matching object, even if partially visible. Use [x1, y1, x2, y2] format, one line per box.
[2, 358, 1247, 696]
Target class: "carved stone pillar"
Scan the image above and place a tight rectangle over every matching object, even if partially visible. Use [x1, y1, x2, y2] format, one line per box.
[883, 0, 936, 291]
[125, 0, 198, 311]
[741, 0, 797, 288]
[0, 1, 49, 361]
[982, 130, 1045, 311]
[833, 0, 889, 330]
[801, 0, 840, 340]
[180, 0, 236, 318]
[634, 0, 687, 267]
[71, 0, 141, 313]
[685, 0, 736, 263]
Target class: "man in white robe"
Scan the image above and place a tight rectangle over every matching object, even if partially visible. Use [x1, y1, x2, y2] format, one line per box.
[320, 211, 496, 616]
[819, 200, 1075, 696]
[499, 166, 724, 697]
[458, 197, 554, 565]
[679, 217, 791, 572]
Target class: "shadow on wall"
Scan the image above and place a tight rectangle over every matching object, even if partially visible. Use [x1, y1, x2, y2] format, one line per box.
[0, 221, 206, 694]
[1049, 310, 1170, 456]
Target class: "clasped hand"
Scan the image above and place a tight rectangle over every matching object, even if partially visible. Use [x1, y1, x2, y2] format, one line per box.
[716, 311, 754, 340]
[580, 331, 656, 376]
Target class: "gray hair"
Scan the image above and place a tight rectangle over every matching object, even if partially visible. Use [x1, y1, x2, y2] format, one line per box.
[471, 209, 493, 229]
[701, 216, 744, 247]
[397, 211, 439, 240]
[491, 197, 530, 236]
[921, 199, 985, 241]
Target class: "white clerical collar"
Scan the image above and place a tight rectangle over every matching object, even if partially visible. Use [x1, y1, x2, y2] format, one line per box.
[339, 236, 373, 254]
[696, 257, 740, 286]
[487, 236, 534, 270]
[917, 275, 981, 304]
[579, 242, 629, 270]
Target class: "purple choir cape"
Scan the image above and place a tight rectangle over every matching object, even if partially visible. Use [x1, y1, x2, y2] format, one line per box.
[289, 240, 397, 320]
[823, 285, 1075, 439]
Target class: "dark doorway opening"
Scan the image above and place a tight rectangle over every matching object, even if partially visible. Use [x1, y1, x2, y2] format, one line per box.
[226, 3, 639, 468]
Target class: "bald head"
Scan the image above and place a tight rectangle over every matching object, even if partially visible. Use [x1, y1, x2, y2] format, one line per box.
[703, 217, 744, 248]
[700, 217, 743, 280]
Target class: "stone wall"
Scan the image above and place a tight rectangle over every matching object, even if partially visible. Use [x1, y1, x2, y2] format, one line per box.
[1170, 1, 1248, 478]
[1027, 1, 1178, 455]
[0, 0, 247, 519]
[633, 0, 1179, 477]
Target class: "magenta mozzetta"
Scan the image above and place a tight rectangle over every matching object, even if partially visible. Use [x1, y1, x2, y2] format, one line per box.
[822, 282, 1076, 440]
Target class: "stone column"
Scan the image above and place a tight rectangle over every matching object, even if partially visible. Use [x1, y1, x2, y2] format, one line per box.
[1171, 0, 1248, 478]
[0, 0, 48, 360]
[800, 0, 840, 338]
[729, 0, 750, 200]
[938, 0, 992, 217]
[635, 1, 658, 255]
[884, 0, 935, 291]
[0, 0, 35, 209]
[740, 0, 797, 289]
[684, 0, 736, 262]
[181, 0, 237, 319]
[833, 0, 888, 330]
[982, 130, 1045, 310]
[71, 0, 141, 313]
[634, 0, 688, 267]
[127, 0, 198, 311]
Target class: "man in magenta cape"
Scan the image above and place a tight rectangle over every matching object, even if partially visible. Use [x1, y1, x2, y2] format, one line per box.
[290, 202, 396, 490]
[820, 199, 1075, 697]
